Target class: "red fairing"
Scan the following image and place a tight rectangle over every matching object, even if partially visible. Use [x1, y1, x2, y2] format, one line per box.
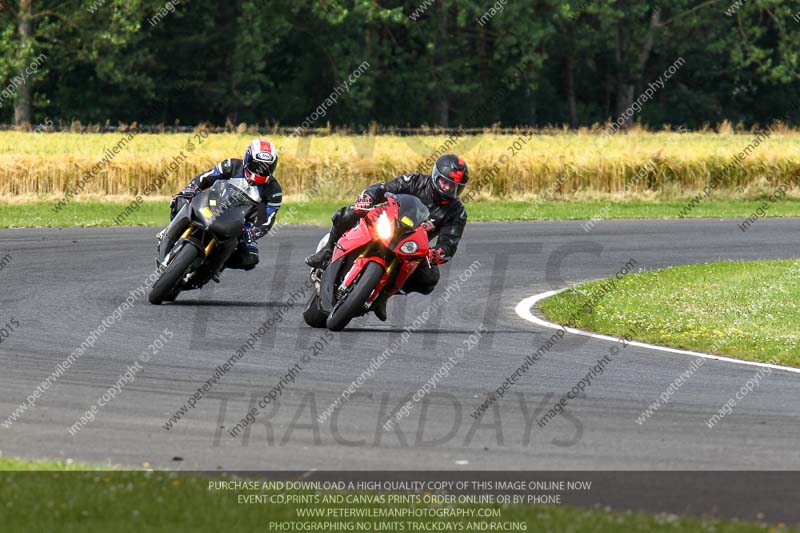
[386, 226, 430, 295]
[331, 217, 373, 264]
[394, 232, 429, 258]
[330, 195, 430, 301]
[388, 259, 421, 295]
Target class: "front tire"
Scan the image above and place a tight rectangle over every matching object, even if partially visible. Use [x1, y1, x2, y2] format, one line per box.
[149, 244, 201, 305]
[326, 262, 384, 331]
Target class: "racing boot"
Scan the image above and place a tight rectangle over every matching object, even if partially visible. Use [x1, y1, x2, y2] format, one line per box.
[305, 235, 336, 269]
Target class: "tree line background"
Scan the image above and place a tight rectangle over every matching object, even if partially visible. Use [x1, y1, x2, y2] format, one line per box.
[2, 0, 800, 130]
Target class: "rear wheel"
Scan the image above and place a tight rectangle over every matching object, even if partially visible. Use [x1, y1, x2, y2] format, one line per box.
[326, 262, 384, 331]
[149, 244, 201, 305]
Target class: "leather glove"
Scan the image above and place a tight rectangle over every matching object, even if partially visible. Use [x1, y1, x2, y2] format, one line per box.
[178, 183, 200, 198]
[171, 183, 200, 210]
[354, 193, 374, 212]
[428, 248, 448, 265]
[243, 224, 262, 242]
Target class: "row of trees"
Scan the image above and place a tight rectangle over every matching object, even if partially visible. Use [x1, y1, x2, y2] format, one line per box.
[2, 0, 800, 129]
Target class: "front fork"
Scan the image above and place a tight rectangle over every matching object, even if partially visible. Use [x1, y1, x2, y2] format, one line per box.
[160, 226, 217, 269]
[366, 257, 398, 305]
[338, 253, 397, 308]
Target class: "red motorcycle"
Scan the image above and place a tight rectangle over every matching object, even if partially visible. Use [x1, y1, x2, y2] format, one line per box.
[303, 193, 431, 331]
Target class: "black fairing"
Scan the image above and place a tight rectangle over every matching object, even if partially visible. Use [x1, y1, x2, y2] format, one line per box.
[157, 181, 256, 266]
[195, 183, 255, 237]
[206, 205, 251, 240]
[157, 202, 192, 264]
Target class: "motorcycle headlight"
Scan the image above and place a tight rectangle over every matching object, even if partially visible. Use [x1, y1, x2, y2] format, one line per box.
[376, 211, 393, 241]
[400, 241, 419, 254]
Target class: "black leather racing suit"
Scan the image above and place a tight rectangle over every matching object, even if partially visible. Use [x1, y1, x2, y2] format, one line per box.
[177, 158, 282, 270]
[329, 173, 468, 294]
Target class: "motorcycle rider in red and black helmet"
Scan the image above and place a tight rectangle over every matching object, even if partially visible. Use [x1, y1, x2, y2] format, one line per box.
[167, 138, 282, 274]
[305, 154, 469, 321]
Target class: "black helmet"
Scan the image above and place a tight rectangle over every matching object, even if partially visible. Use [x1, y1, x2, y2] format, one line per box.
[431, 154, 469, 201]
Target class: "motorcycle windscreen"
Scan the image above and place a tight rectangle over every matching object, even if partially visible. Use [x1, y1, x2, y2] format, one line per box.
[208, 180, 258, 214]
[194, 182, 256, 240]
[395, 194, 430, 229]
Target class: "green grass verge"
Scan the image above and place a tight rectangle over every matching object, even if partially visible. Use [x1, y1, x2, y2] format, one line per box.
[0, 456, 110, 471]
[2, 198, 800, 228]
[0, 458, 793, 533]
[539, 259, 800, 367]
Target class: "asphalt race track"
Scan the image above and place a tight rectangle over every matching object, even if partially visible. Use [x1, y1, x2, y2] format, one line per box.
[1, 219, 799, 517]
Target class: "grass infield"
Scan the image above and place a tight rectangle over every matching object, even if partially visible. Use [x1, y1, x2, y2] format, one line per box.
[538, 259, 800, 367]
[0, 457, 793, 533]
[2, 198, 800, 228]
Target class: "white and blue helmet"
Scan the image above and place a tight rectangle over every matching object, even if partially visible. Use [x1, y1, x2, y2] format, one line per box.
[243, 138, 278, 185]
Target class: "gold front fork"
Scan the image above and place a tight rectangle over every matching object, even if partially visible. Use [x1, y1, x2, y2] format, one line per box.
[384, 257, 399, 279]
[180, 226, 214, 257]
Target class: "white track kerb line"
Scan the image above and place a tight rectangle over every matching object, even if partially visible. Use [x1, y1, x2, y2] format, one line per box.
[515, 288, 800, 376]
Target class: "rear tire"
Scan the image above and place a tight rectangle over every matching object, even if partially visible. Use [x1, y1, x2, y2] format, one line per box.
[326, 262, 384, 331]
[149, 244, 201, 305]
[303, 290, 328, 328]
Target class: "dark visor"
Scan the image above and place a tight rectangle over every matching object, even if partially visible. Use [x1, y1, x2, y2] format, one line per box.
[432, 167, 466, 198]
[246, 158, 272, 177]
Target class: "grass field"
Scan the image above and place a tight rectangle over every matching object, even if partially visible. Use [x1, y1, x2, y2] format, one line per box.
[0, 457, 792, 533]
[3, 198, 800, 228]
[2, 129, 800, 202]
[538, 260, 800, 367]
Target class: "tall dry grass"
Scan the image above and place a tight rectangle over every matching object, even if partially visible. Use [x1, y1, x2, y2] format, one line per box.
[2, 128, 799, 201]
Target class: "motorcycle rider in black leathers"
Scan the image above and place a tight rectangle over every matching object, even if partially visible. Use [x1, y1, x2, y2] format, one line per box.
[168, 138, 282, 276]
[305, 154, 469, 321]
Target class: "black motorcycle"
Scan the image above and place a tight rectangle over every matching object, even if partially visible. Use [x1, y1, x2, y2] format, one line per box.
[148, 180, 258, 304]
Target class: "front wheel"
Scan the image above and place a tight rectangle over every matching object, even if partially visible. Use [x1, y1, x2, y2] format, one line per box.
[149, 244, 201, 305]
[326, 261, 384, 331]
